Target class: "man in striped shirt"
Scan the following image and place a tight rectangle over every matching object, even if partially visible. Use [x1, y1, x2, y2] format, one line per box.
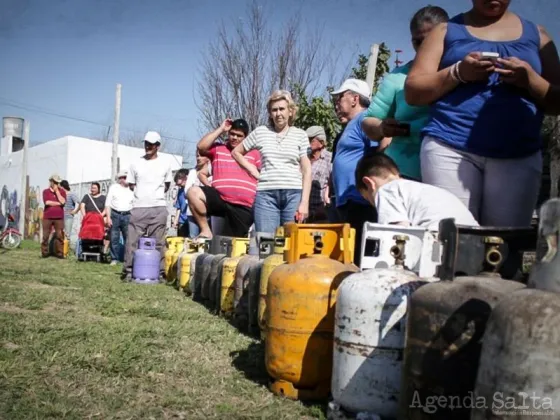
[187, 118, 261, 239]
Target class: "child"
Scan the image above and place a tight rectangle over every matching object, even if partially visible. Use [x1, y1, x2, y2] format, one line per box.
[355, 152, 479, 230]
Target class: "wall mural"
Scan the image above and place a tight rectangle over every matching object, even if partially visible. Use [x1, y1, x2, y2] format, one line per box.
[0, 185, 20, 230]
[27, 186, 42, 241]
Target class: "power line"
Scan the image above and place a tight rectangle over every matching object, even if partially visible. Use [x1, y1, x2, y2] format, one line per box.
[0, 96, 197, 144]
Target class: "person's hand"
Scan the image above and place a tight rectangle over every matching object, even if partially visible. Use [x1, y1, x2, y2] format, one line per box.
[494, 57, 534, 89]
[380, 119, 410, 137]
[106, 218, 113, 228]
[295, 202, 309, 223]
[458, 53, 496, 82]
[247, 164, 260, 180]
[323, 189, 331, 206]
[53, 183, 59, 191]
[220, 118, 233, 133]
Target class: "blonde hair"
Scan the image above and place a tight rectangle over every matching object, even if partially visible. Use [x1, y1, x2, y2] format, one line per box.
[267, 90, 298, 127]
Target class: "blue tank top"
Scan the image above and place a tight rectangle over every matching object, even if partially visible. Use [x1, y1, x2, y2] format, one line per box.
[422, 14, 544, 159]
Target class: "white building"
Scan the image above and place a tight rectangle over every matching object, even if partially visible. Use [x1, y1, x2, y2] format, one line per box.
[0, 134, 184, 241]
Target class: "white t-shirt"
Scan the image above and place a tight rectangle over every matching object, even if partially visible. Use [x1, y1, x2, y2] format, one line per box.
[106, 183, 135, 212]
[375, 179, 479, 230]
[127, 155, 173, 208]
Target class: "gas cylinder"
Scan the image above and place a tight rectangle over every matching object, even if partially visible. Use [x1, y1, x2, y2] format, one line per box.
[164, 237, 183, 283]
[219, 238, 252, 318]
[247, 235, 275, 336]
[233, 254, 260, 331]
[49, 235, 70, 258]
[177, 241, 206, 293]
[398, 220, 527, 420]
[265, 225, 358, 401]
[202, 237, 232, 305]
[470, 289, 560, 419]
[132, 237, 160, 284]
[258, 229, 286, 340]
[192, 253, 213, 302]
[208, 252, 227, 310]
[282, 222, 355, 265]
[472, 199, 560, 420]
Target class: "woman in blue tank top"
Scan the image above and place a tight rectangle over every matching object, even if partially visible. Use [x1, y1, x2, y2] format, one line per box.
[405, 0, 560, 227]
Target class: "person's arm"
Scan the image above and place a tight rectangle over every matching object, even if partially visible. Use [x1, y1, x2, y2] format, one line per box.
[198, 119, 231, 156]
[70, 195, 80, 215]
[297, 155, 312, 221]
[231, 129, 261, 180]
[104, 188, 113, 220]
[126, 165, 136, 192]
[198, 163, 211, 187]
[495, 25, 560, 115]
[80, 202, 86, 217]
[164, 166, 173, 193]
[405, 23, 494, 106]
[53, 185, 66, 206]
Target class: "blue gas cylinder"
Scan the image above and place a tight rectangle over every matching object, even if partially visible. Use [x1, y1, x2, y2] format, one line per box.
[133, 237, 160, 284]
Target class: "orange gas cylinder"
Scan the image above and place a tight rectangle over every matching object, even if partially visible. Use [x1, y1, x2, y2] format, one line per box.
[282, 222, 356, 265]
[265, 225, 358, 401]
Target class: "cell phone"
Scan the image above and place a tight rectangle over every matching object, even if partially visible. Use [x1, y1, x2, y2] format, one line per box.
[396, 122, 411, 137]
[480, 52, 500, 62]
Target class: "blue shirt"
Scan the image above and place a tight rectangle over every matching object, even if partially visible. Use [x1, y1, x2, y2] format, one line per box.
[174, 187, 188, 224]
[422, 14, 544, 159]
[332, 110, 379, 207]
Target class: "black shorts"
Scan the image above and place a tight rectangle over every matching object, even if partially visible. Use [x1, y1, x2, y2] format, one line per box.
[177, 222, 190, 238]
[202, 186, 253, 237]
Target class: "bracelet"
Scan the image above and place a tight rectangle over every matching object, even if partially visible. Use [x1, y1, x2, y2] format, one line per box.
[450, 62, 459, 82]
[454, 61, 467, 84]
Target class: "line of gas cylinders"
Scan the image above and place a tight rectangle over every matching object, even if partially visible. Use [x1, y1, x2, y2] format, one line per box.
[141, 203, 560, 420]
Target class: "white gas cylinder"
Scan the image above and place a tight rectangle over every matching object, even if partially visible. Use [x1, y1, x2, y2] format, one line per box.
[332, 235, 434, 418]
[360, 223, 441, 278]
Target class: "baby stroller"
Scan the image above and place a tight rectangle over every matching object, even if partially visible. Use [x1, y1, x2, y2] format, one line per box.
[77, 212, 107, 262]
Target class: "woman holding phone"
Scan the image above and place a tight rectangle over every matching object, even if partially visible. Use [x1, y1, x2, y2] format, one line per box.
[405, 0, 560, 227]
[362, 5, 449, 181]
[232, 90, 312, 234]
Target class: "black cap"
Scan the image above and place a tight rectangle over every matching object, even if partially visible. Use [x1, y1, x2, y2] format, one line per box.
[231, 119, 249, 136]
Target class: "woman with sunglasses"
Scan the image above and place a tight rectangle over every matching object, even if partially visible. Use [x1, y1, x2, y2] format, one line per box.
[362, 5, 449, 181]
[232, 90, 312, 234]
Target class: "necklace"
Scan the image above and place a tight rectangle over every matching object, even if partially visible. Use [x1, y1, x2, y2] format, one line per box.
[275, 127, 291, 145]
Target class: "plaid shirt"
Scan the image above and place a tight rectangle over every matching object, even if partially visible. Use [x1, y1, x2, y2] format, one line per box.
[309, 148, 332, 213]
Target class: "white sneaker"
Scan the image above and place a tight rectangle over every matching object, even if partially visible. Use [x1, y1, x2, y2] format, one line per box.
[110, 260, 118, 266]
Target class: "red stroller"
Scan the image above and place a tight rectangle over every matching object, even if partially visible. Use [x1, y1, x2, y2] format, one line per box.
[77, 213, 107, 262]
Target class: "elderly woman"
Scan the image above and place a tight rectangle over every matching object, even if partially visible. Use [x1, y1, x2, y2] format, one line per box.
[232, 90, 311, 234]
[362, 5, 449, 181]
[405, 0, 560, 227]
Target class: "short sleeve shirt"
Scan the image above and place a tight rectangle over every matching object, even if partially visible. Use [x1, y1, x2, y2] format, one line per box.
[242, 125, 309, 191]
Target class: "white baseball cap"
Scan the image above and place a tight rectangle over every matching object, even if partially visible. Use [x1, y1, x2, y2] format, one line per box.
[331, 78, 372, 99]
[117, 170, 128, 178]
[144, 131, 162, 144]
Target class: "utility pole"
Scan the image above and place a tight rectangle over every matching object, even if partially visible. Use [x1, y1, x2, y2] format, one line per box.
[19, 120, 29, 236]
[111, 83, 122, 183]
[365, 43, 380, 95]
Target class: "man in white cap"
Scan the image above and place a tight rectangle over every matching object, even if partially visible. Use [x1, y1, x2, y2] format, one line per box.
[305, 126, 332, 222]
[330, 78, 379, 266]
[105, 170, 135, 265]
[41, 173, 67, 258]
[122, 131, 173, 281]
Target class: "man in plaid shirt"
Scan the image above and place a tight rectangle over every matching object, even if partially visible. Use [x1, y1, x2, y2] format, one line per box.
[306, 126, 332, 222]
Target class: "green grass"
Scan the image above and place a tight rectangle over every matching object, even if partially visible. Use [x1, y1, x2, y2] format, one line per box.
[0, 241, 325, 419]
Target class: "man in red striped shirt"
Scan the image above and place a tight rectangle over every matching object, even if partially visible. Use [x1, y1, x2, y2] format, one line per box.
[188, 118, 261, 239]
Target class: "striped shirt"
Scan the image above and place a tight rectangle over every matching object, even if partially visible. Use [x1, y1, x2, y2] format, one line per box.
[207, 144, 261, 208]
[242, 125, 309, 191]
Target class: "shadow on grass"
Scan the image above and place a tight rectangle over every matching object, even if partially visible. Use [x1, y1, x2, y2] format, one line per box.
[230, 341, 328, 417]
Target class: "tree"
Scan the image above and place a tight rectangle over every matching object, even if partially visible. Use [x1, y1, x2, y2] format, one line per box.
[350, 42, 392, 94]
[196, 0, 338, 132]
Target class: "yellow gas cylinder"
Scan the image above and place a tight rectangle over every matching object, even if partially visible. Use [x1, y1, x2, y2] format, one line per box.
[164, 237, 183, 283]
[219, 238, 250, 318]
[265, 224, 358, 401]
[282, 222, 356, 265]
[258, 228, 286, 340]
[63, 236, 70, 258]
[177, 240, 204, 292]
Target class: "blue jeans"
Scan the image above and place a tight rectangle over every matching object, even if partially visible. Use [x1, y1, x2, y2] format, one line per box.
[253, 189, 302, 234]
[187, 215, 200, 239]
[110, 211, 130, 262]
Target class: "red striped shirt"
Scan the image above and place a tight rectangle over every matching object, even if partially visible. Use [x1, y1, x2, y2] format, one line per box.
[207, 144, 261, 208]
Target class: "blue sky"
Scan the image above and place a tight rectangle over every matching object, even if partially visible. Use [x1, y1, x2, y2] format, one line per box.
[1, 0, 559, 166]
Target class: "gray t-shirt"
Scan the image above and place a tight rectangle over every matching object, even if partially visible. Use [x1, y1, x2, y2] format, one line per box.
[375, 179, 479, 230]
[64, 192, 79, 217]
